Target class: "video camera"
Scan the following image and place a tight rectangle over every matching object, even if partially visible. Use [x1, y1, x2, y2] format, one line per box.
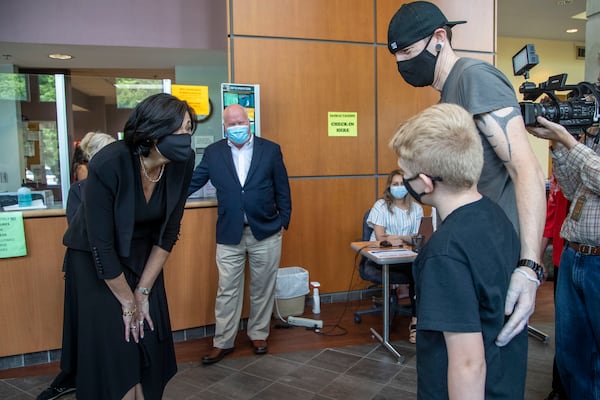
[513, 44, 600, 134]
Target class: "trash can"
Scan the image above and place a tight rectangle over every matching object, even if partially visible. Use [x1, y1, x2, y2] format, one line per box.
[273, 266, 309, 318]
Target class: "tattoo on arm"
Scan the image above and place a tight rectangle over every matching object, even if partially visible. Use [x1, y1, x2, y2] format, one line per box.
[475, 108, 522, 163]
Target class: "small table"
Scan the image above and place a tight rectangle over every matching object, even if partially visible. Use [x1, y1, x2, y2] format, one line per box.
[351, 241, 417, 363]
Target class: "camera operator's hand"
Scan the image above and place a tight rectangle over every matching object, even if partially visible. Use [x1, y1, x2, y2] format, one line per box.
[526, 116, 579, 150]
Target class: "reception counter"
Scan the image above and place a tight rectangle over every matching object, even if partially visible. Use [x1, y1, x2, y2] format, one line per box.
[0, 199, 220, 358]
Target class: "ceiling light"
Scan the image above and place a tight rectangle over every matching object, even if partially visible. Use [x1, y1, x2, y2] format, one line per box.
[48, 53, 73, 60]
[566, 28, 578, 33]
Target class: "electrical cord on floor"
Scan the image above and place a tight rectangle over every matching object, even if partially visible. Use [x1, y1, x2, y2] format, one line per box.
[314, 244, 379, 337]
[273, 295, 289, 324]
[273, 243, 379, 336]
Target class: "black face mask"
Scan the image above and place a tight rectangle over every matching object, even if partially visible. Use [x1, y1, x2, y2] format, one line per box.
[403, 174, 443, 204]
[403, 175, 426, 204]
[396, 37, 439, 87]
[155, 134, 192, 162]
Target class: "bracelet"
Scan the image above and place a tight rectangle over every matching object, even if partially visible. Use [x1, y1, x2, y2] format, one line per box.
[517, 258, 545, 282]
[136, 287, 151, 296]
[513, 268, 541, 287]
[122, 306, 137, 317]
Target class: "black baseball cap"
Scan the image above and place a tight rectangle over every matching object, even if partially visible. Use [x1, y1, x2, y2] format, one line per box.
[387, 1, 466, 54]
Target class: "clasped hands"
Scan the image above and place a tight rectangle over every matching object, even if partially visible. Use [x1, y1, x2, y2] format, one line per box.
[122, 291, 155, 343]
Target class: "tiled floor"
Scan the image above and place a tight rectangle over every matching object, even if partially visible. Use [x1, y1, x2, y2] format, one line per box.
[0, 322, 555, 400]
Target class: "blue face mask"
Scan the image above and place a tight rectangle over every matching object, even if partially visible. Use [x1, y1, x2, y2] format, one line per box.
[226, 125, 250, 145]
[390, 185, 408, 199]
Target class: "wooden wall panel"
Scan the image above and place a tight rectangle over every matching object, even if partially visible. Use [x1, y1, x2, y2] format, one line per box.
[0, 217, 67, 357]
[233, 37, 376, 177]
[280, 178, 377, 293]
[231, 0, 375, 42]
[164, 207, 218, 330]
[376, 46, 439, 173]
[376, 0, 495, 53]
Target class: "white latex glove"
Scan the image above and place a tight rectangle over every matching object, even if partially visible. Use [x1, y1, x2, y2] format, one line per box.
[495, 267, 538, 346]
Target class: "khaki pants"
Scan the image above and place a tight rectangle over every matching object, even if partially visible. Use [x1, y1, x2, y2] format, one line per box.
[213, 227, 282, 348]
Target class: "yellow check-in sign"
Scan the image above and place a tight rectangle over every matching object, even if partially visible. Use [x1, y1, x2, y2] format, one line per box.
[328, 112, 357, 137]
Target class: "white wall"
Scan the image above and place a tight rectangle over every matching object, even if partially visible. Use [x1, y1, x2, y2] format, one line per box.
[0, 0, 226, 51]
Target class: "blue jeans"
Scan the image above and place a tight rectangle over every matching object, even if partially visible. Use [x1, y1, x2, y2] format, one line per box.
[555, 246, 600, 399]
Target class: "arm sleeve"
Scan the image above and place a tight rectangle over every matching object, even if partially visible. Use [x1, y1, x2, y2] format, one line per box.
[566, 143, 600, 195]
[187, 150, 211, 196]
[159, 152, 195, 252]
[553, 143, 600, 199]
[455, 63, 519, 116]
[84, 162, 124, 280]
[367, 200, 386, 229]
[273, 145, 292, 229]
[65, 183, 82, 224]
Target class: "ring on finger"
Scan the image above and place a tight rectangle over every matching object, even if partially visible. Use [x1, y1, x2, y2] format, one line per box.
[131, 325, 138, 329]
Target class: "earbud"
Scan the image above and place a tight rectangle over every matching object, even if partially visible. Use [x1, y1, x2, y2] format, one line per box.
[435, 43, 443, 52]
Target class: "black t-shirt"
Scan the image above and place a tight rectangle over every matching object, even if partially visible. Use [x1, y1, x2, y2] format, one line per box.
[414, 197, 527, 400]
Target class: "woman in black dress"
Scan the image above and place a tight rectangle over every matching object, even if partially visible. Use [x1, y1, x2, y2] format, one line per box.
[62, 93, 196, 399]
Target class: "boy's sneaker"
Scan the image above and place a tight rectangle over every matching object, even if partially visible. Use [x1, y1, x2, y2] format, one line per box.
[36, 385, 76, 400]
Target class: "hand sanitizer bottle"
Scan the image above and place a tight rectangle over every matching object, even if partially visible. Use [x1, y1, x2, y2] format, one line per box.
[311, 281, 321, 314]
[17, 181, 32, 207]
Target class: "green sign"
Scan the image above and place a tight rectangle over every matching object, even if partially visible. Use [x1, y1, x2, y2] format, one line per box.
[0, 212, 27, 258]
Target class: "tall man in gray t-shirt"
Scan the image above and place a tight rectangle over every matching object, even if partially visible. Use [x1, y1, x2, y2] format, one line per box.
[387, 1, 546, 346]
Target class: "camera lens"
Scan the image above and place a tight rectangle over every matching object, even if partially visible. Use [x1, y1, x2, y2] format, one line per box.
[520, 102, 557, 126]
[520, 100, 594, 128]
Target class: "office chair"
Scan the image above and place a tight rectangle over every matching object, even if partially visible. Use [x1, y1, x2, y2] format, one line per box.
[354, 210, 413, 325]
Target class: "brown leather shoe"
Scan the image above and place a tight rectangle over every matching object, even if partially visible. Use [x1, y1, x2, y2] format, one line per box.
[251, 339, 268, 355]
[201, 347, 234, 365]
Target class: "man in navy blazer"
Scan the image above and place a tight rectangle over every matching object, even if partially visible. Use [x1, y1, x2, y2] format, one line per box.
[188, 104, 291, 364]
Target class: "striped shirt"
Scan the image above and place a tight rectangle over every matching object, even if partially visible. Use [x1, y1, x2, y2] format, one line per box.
[552, 139, 600, 246]
[367, 199, 423, 241]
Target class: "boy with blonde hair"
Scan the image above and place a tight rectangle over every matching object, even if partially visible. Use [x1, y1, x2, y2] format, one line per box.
[390, 103, 527, 400]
